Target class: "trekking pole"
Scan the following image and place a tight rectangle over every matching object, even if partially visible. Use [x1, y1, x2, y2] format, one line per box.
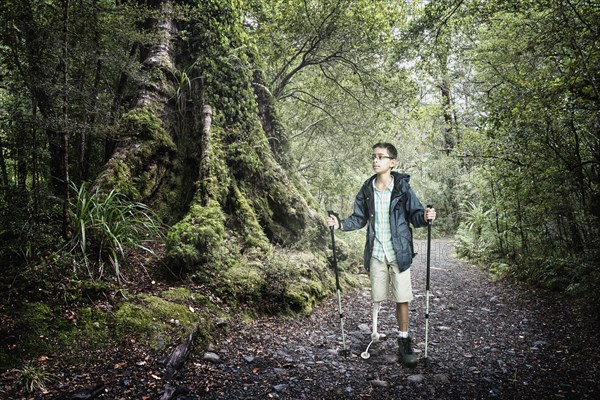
[328, 211, 350, 357]
[424, 205, 433, 365]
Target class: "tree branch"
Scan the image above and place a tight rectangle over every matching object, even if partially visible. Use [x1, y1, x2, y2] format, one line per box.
[290, 117, 329, 140]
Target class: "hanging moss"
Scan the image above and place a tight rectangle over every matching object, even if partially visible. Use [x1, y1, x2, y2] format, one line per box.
[199, 124, 231, 204]
[230, 181, 269, 250]
[95, 106, 176, 201]
[122, 107, 175, 145]
[166, 199, 226, 271]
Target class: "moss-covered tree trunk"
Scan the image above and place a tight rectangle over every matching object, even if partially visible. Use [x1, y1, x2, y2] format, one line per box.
[93, 0, 176, 200]
[93, 0, 333, 313]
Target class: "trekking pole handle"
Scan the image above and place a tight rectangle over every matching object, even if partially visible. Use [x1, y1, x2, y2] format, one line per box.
[327, 210, 340, 229]
[426, 205, 433, 291]
[327, 210, 342, 291]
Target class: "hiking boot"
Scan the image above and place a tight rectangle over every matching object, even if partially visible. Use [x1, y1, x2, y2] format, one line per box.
[398, 337, 418, 368]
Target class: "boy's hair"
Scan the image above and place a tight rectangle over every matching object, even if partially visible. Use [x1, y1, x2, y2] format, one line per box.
[372, 142, 398, 159]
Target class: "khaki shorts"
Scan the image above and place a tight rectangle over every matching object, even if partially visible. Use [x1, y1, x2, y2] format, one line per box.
[369, 257, 414, 303]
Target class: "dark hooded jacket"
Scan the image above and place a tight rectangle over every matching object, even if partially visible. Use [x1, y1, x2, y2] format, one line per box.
[340, 171, 427, 272]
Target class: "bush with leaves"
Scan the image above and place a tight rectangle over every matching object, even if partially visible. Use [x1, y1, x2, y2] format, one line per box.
[68, 183, 164, 283]
[15, 360, 53, 393]
[454, 201, 495, 261]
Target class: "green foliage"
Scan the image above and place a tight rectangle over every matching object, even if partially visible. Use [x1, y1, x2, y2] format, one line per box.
[249, 0, 464, 239]
[68, 183, 164, 283]
[437, 0, 600, 303]
[454, 202, 495, 261]
[15, 361, 54, 393]
[3, 1, 598, 380]
[251, 0, 405, 99]
[0, 189, 64, 271]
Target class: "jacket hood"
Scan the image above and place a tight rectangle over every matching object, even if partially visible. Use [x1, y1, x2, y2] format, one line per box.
[363, 171, 411, 195]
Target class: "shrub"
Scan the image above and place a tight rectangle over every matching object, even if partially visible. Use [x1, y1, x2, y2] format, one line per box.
[68, 183, 164, 283]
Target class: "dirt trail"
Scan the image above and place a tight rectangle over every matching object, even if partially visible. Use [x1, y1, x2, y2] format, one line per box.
[5, 239, 598, 399]
[179, 239, 600, 399]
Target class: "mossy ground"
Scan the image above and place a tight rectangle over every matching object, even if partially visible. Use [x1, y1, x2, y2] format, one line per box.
[1, 235, 361, 376]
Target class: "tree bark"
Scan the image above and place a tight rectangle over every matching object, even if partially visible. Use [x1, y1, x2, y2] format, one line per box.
[93, 0, 328, 277]
[439, 76, 455, 155]
[0, 138, 8, 188]
[61, 0, 71, 239]
[199, 105, 213, 206]
[93, 0, 177, 200]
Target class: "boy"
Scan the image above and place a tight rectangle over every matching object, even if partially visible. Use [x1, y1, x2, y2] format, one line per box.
[327, 142, 436, 368]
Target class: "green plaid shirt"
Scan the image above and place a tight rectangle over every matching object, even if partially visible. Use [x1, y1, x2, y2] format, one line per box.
[372, 177, 396, 263]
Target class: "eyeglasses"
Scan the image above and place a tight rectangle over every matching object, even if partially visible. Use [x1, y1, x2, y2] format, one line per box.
[370, 154, 394, 162]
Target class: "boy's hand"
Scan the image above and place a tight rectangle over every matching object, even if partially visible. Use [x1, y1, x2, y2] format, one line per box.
[425, 207, 436, 222]
[327, 214, 340, 230]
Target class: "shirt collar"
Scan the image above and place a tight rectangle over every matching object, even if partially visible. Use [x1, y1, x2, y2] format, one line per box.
[373, 176, 394, 192]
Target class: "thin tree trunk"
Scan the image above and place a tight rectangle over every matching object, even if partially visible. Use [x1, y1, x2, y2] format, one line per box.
[490, 179, 504, 256]
[16, 135, 27, 191]
[516, 194, 528, 253]
[105, 43, 138, 163]
[61, 0, 71, 239]
[79, 0, 103, 181]
[440, 77, 455, 155]
[199, 105, 213, 206]
[0, 137, 8, 188]
[31, 117, 40, 215]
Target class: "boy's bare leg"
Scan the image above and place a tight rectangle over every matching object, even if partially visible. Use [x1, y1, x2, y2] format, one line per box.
[396, 301, 417, 367]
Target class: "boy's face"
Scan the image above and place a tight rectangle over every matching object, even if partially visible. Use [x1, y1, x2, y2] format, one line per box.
[371, 147, 396, 173]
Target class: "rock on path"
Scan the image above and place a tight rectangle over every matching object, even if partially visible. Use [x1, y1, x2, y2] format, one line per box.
[177, 239, 600, 399]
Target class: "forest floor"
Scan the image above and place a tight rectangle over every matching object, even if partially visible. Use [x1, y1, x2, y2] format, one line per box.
[3, 239, 600, 399]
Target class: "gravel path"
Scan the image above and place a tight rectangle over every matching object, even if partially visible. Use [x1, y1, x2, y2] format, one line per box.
[180, 239, 600, 399]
